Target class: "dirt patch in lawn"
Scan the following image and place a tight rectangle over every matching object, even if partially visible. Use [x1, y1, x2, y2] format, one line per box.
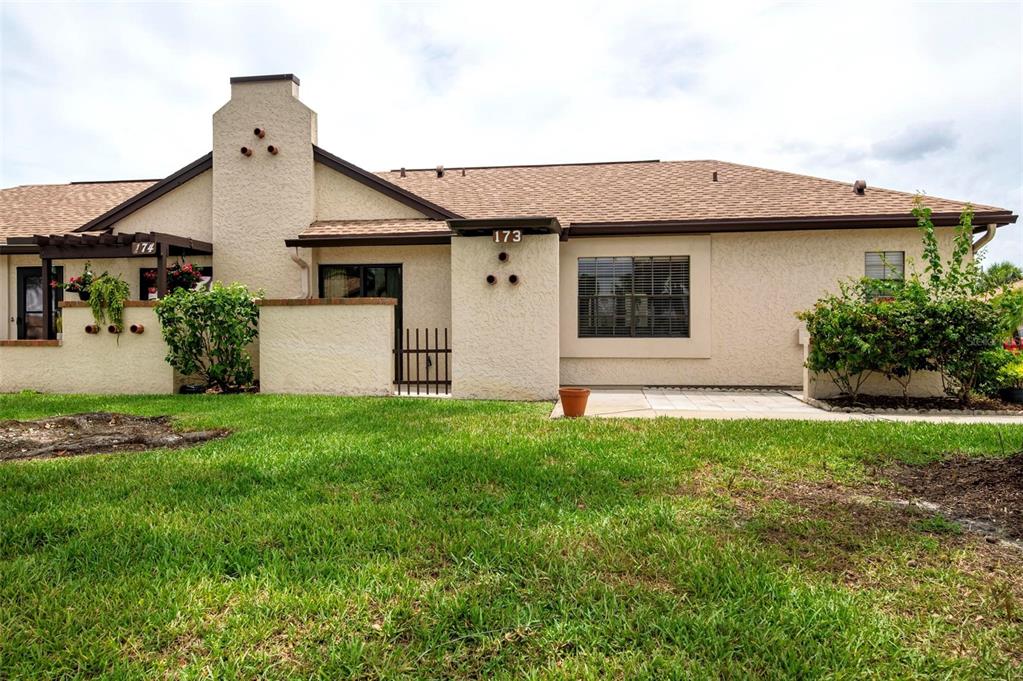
[0, 412, 227, 462]
[886, 452, 1023, 540]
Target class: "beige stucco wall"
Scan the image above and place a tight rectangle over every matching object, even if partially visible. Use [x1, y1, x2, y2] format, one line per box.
[560, 227, 961, 387]
[312, 244, 451, 331]
[112, 170, 213, 242]
[0, 304, 173, 394]
[451, 234, 560, 400]
[213, 79, 317, 297]
[314, 164, 425, 221]
[258, 301, 394, 395]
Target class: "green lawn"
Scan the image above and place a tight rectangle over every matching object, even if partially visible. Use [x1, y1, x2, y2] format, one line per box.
[1, 394, 1021, 679]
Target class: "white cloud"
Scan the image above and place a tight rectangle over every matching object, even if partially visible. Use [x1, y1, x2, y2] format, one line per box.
[1, 0, 1020, 263]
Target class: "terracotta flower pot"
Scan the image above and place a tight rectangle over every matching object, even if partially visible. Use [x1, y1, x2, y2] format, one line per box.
[559, 387, 590, 418]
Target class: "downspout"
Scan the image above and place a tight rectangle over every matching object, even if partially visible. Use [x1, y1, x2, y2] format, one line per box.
[972, 223, 998, 254]
[290, 248, 311, 298]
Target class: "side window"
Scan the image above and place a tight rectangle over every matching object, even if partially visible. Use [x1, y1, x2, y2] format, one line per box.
[865, 251, 905, 281]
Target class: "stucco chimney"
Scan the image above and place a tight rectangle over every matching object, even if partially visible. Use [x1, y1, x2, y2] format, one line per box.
[212, 74, 318, 297]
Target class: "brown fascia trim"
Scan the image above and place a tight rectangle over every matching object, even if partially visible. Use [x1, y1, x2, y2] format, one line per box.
[230, 74, 300, 85]
[447, 216, 562, 236]
[566, 211, 1019, 237]
[285, 232, 452, 248]
[0, 243, 40, 254]
[74, 152, 213, 233]
[313, 146, 462, 221]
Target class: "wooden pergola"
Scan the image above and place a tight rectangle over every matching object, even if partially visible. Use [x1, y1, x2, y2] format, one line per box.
[2, 231, 213, 339]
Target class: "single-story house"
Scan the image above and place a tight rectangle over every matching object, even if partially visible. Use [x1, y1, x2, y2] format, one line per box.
[0, 74, 1017, 399]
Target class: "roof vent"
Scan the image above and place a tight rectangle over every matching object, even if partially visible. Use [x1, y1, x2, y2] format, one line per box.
[436, 165, 445, 178]
[712, 171, 718, 182]
[853, 179, 867, 195]
[399, 167, 406, 178]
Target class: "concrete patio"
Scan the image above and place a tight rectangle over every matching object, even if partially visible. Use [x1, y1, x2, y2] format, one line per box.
[550, 388, 1023, 424]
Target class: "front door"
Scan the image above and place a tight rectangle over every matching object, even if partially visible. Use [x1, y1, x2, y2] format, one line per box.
[318, 264, 403, 377]
[16, 266, 63, 340]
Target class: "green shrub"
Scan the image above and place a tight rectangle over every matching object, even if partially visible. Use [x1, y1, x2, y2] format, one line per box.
[154, 283, 260, 391]
[799, 199, 1012, 405]
[997, 352, 1023, 390]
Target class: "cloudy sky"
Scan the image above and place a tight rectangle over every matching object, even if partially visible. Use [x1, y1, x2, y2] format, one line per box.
[2, 1, 1021, 263]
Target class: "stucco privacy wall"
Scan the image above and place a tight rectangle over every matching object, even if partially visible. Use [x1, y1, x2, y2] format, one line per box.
[560, 227, 961, 387]
[258, 299, 395, 395]
[213, 78, 316, 298]
[451, 234, 560, 400]
[113, 170, 213, 243]
[314, 164, 425, 221]
[0, 303, 173, 394]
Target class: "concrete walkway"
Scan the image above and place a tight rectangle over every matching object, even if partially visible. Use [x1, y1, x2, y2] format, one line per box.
[550, 388, 1023, 424]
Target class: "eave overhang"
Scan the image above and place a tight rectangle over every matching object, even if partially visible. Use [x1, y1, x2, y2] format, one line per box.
[565, 211, 1019, 238]
[286, 232, 452, 248]
[446, 216, 562, 237]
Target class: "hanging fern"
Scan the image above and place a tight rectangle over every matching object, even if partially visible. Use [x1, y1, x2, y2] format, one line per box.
[88, 274, 130, 329]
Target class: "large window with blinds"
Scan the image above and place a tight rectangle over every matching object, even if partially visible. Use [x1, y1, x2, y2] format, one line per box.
[578, 256, 690, 338]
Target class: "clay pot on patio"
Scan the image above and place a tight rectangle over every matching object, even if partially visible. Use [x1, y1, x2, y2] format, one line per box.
[559, 387, 591, 418]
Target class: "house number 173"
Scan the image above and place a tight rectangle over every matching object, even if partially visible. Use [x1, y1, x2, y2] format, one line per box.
[493, 229, 522, 243]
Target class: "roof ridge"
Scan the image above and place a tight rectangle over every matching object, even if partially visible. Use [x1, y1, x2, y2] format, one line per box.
[69, 179, 162, 185]
[384, 159, 661, 173]
[703, 159, 1003, 212]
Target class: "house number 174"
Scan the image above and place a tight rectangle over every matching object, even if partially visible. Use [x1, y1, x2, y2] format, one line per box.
[492, 229, 522, 243]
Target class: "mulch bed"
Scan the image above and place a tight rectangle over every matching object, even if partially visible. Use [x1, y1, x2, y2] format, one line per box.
[822, 394, 1022, 412]
[886, 452, 1023, 540]
[0, 412, 227, 462]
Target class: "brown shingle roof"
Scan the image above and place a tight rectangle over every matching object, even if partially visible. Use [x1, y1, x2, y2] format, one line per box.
[303, 218, 449, 237]
[376, 160, 1012, 226]
[0, 181, 155, 242]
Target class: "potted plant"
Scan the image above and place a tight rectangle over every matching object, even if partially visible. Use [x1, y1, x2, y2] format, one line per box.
[87, 273, 130, 331]
[997, 352, 1023, 403]
[145, 262, 203, 293]
[559, 386, 591, 418]
[51, 262, 95, 301]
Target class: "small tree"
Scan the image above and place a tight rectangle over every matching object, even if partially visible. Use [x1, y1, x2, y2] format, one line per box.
[982, 261, 1023, 292]
[155, 283, 260, 391]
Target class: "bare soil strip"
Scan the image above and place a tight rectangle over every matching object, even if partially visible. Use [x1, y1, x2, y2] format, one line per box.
[0, 412, 227, 462]
[886, 452, 1023, 540]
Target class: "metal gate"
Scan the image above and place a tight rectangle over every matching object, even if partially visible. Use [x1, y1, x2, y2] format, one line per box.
[395, 327, 451, 395]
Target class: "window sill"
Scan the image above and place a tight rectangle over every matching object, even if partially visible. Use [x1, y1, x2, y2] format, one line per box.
[0, 339, 62, 347]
